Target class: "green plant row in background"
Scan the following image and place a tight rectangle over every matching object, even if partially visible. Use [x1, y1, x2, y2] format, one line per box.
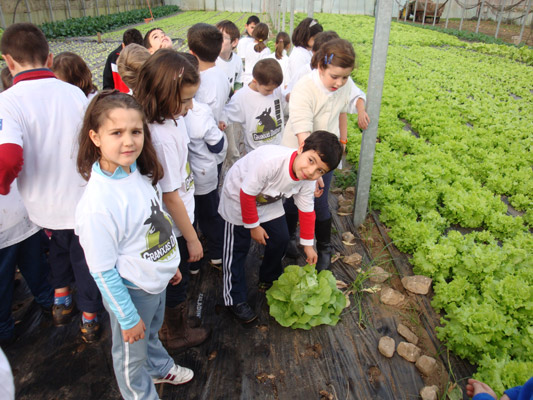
[40, 6, 179, 39]
[310, 13, 532, 396]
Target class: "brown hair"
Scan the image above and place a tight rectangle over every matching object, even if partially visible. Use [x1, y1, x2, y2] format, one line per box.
[274, 32, 290, 60]
[1, 67, 13, 90]
[143, 27, 164, 49]
[311, 38, 355, 71]
[310, 31, 340, 69]
[215, 20, 240, 43]
[252, 23, 269, 53]
[77, 90, 163, 184]
[187, 23, 223, 63]
[291, 18, 323, 49]
[123, 28, 143, 46]
[117, 44, 151, 91]
[134, 49, 199, 124]
[52, 52, 97, 97]
[1, 23, 49, 66]
[253, 59, 283, 87]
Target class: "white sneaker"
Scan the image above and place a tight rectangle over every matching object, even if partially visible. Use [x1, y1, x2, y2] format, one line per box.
[153, 364, 194, 385]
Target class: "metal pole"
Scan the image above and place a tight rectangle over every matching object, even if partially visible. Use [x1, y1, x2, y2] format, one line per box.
[290, 0, 295, 37]
[459, 0, 466, 30]
[404, 0, 408, 21]
[81, 0, 87, 17]
[66, 0, 72, 19]
[353, 0, 393, 228]
[24, 0, 32, 23]
[432, 0, 439, 25]
[117, 0, 120, 13]
[0, 3, 5, 29]
[107, 0, 110, 15]
[282, 0, 286, 30]
[495, 0, 506, 38]
[414, 0, 419, 22]
[519, 0, 532, 43]
[95, 0, 99, 16]
[46, 0, 54, 22]
[445, 0, 452, 27]
[422, 0, 428, 25]
[476, 0, 485, 33]
[307, 0, 314, 17]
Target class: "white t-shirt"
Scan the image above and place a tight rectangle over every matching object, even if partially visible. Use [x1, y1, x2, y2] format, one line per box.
[282, 69, 354, 148]
[75, 169, 179, 294]
[0, 75, 89, 229]
[216, 53, 244, 91]
[0, 181, 40, 249]
[284, 62, 311, 98]
[242, 46, 271, 85]
[0, 349, 14, 400]
[185, 99, 223, 195]
[150, 118, 195, 235]
[224, 85, 286, 153]
[218, 145, 315, 227]
[266, 50, 291, 89]
[287, 46, 312, 82]
[195, 66, 231, 124]
[236, 36, 254, 59]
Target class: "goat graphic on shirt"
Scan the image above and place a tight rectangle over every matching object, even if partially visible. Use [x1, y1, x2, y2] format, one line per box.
[141, 198, 177, 262]
[252, 100, 282, 143]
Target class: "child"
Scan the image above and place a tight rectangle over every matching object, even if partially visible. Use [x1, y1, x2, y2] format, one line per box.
[181, 53, 226, 272]
[134, 49, 209, 350]
[242, 22, 270, 86]
[287, 18, 323, 81]
[236, 15, 260, 60]
[266, 31, 291, 90]
[144, 28, 173, 54]
[466, 377, 533, 400]
[0, 23, 102, 342]
[75, 91, 193, 399]
[187, 23, 231, 175]
[218, 131, 343, 322]
[222, 59, 286, 153]
[116, 43, 151, 93]
[215, 20, 244, 95]
[52, 52, 98, 99]
[282, 39, 364, 271]
[102, 28, 143, 91]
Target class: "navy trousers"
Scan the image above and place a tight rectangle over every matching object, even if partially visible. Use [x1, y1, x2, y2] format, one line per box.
[194, 189, 224, 261]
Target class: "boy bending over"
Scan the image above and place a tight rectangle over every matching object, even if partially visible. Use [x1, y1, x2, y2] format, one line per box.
[218, 131, 343, 323]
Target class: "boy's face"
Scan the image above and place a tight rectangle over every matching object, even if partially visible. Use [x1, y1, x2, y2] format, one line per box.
[255, 81, 279, 96]
[292, 147, 329, 181]
[220, 31, 236, 55]
[245, 22, 256, 36]
[147, 29, 172, 53]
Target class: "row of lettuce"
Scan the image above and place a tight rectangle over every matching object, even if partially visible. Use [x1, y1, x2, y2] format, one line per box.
[312, 14, 532, 395]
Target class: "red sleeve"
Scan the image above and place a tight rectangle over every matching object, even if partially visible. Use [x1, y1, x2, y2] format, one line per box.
[0, 143, 23, 195]
[240, 189, 259, 226]
[298, 209, 316, 241]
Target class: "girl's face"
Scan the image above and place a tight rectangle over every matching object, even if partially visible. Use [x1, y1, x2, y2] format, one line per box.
[89, 107, 144, 174]
[318, 65, 352, 92]
[175, 83, 199, 118]
[307, 35, 316, 49]
[246, 22, 256, 36]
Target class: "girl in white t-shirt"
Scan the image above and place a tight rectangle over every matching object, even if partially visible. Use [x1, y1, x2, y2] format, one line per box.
[134, 49, 209, 351]
[267, 31, 291, 90]
[52, 52, 98, 100]
[287, 18, 323, 82]
[75, 91, 193, 400]
[243, 22, 271, 85]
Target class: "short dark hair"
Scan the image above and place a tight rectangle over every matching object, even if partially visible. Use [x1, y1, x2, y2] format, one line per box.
[246, 16, 260, 25]
[52, 52, 97, 97]
[310, 31, 340, 68]
[292, 18, 323, 48]
[123, 28, 143, 46]
[302, 131, 343, 172]
[143, 27, 163, 49]
[179, 52, 199, 70]
[1, 23, 49, 66]
[216, 20, 240, 43]
[253, 59, 282, 87]
[312, 38, 356, 71]
[187, 23, 222, 63]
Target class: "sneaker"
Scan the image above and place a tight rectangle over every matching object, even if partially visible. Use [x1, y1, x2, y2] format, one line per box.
[228, 302, 257, 323]
[209, 259, 222, 271]
[52, 302, 75, 326]
[189, 264, 200, 275]
[80, 320, 101, 343]
[153, 364, 194, 385]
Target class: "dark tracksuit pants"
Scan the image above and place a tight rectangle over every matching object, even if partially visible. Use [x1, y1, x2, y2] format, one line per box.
[194, 189, 224, 261]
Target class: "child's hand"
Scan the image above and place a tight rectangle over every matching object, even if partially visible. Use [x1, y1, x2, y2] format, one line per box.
[251, 226, 269, 245]
[303, 246, 318, 265]
[314, 177, 324, 198]
[218, 121, 227, 131]
[186, 238, 203, 262]
[170, 268, 182, 285]
[465, 379, 497, 400]
[358, 111, 370, 130]
[122, 318, 146, 344]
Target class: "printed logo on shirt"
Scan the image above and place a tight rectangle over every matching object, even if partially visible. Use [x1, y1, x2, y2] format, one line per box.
[141, 198, 177, 262]
[256, 193, 283, 206]
[185, 162, 194, 192]
[253, 101, 282, 143]
[0, 119, 2, 130]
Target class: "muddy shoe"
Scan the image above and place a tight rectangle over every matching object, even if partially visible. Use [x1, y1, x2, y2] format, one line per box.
[52, 302, 75, 326]
[229, 302, 257, 323]
[80, 320, 101, 343]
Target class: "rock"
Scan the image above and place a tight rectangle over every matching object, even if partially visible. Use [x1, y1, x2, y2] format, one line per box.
[342, 231, 356, 244]
[380, 287, 405, 306]
[337, 194, 346, 202]
[368, 266, 390, 283]
[338, 199, 353, 207]
[343, 252, 362, 267]
[401, 275, 432, 295]
[416, 355, 437, 376]
[344, 187, 355, 199]
[420, 385, 439, 400]
[337, 205, 353, 214]
[330, 187, 343, 195]
[378, 336, 395, 358]
[397, 323, 419, 345]
[396, 342, 421, 362]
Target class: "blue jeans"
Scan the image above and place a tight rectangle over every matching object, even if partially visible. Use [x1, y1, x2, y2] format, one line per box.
[0, 231, 53, 339]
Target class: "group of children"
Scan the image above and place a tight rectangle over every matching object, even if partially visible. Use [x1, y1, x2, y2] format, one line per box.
[0, 15, 370, 399]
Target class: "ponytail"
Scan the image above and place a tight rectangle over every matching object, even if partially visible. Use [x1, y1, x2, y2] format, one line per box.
[252, 23, 269, 53]
[274, 31, 290, 60]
